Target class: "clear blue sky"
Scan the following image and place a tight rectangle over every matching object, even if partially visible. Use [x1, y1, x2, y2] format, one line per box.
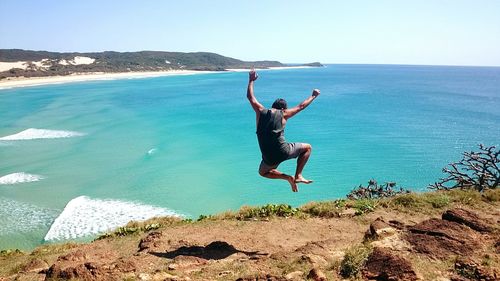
[1, 0, 499, 66]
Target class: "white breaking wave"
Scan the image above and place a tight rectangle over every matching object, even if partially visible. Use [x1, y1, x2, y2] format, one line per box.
[147, 148, 158, 155]
[0, 197, 58, 235]
[0, 172, 44, 185]
[0, 128, 85, 141]
[44, 196, 183, 241]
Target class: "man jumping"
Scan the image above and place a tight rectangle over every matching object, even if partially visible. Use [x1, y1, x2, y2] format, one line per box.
[246, 70, 320, 192]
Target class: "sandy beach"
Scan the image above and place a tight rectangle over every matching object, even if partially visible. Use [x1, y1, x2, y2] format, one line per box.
[0, 70, 216, 90]
[0, 66, 316, 90]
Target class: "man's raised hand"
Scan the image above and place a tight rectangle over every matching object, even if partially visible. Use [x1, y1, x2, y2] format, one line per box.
[312, 89, 320, 97]
[249, 69, 259, 82]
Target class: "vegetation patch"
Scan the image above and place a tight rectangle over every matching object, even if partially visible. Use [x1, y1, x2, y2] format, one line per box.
[388, 193, 425, 209]
[423, 193, 451, 208]
[339, 244, 373, 278]
[351, 199, 377, 215]
[447, 189, 483, 206]
[236, 204, 298, 220]
[300, 199, 346, 218]
[95, 217, 181, 240]
[348, 179, 410, 200]
[430, 144, 499, 191]
[482, 188, 500, 202]
[0, 248, 24, 257]
[31, 242, 80, 257]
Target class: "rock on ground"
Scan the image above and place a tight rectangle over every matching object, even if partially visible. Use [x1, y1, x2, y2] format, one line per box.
[442, 208, 494, 233]
[362, 247, 417, 281]
[405, 218, 481, 259]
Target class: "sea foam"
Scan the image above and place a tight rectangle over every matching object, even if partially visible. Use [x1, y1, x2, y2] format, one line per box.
[44, 196, 182, 241]
[147, 148, 158, 155]
[0, 128, 85, 141]
[0, 172, 44, 185]
[0, 197, 57, 235]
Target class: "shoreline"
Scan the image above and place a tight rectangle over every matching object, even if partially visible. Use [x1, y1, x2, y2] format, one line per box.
[0, 70, 216, 90]
[0, 66, 315, 90]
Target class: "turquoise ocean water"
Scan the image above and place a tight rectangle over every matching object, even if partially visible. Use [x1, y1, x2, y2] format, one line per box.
[1, 65, 499, 249]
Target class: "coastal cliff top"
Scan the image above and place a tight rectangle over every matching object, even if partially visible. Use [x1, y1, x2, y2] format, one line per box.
[1, 189, 498, 281]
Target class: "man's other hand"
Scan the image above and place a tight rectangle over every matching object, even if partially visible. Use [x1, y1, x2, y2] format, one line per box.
[312, 89, 320, 97]
[249, 70, 259, 82]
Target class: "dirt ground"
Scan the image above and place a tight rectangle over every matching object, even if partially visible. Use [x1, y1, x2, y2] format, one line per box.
[1, 195, 499, 281]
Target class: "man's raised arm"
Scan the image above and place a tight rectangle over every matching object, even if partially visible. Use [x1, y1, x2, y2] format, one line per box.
[246, 70, 264, 113]
[283, 89, 320, 120]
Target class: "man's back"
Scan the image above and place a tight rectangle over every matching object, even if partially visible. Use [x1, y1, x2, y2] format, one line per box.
[256, 108, 289, 165]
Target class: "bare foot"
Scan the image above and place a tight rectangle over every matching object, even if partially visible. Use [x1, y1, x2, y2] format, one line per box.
[295, 175, 313, 184]
[287, 176, 298, 192]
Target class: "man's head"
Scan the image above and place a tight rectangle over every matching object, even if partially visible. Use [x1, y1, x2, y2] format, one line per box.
[272, 98, 288, 110]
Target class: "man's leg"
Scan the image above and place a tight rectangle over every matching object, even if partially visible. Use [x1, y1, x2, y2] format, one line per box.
[259, 163, 298, 192]
[295, 143, 313, 184]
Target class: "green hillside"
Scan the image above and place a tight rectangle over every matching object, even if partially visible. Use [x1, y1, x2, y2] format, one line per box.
[0, 49, 322, 79]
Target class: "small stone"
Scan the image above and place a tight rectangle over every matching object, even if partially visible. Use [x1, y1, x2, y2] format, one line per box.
[138, 231, 163, 252]
[369, 217, 397, 239]
[218, 270, 233, 277]
[122, 272, 136, 280]
[285, 270, 303, 280]
[139, 272, 151, 280]
[340, 208, 357, 217]
[300, 254, 328, 267]
[20, 258, 49, 273]
[152, 271, 178, 280]
[57, 249, 87, 261]
[167, 263, 178, 270]
[307, 268, 326, 281]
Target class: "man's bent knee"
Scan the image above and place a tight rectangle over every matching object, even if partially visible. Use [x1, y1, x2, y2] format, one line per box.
[302, 143, 312, 152]
[258, 168, 267, 177]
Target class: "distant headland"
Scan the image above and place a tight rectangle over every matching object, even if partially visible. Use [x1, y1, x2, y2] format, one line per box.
[0, 49, 323, 80]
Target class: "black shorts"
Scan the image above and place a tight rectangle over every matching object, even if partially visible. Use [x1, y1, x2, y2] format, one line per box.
[259, 142, 304, 173]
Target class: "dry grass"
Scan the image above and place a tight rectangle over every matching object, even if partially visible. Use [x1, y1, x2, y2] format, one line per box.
[339, 243, 373, 278]
[299, 199, 346, 218]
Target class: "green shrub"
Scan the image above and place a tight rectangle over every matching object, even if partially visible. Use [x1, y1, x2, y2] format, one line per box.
[143, 223, 161, 231]
[0, 249, 23, 257]
[390, 193, 423, 209]
[348, 179, 410, 199]
[113, 227, 139, 236]
[197, 214, 214, 221]
[300, 199, 346, 218]
[95, 222, 165, 240]
[340, 244, 373, 278]
[352, 199, 376, 215]
[237, 204, 298, 219]
[424, 194, 451, 208]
